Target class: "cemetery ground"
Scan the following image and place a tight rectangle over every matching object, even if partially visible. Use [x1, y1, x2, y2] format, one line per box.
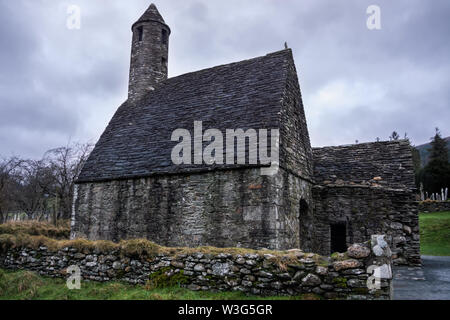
[0, 212, 449, 300]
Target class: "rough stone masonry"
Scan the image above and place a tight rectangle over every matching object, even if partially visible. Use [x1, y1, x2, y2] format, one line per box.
[72, 4, 420, 267]
[0, 235, 394, 300]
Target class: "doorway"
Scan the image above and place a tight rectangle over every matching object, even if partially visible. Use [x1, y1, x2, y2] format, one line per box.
[330, 223, 347, 253]
[298, 199, 309, 244]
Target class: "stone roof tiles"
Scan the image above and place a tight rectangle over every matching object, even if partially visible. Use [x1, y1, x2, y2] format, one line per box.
[312, 140, 416, 190]
[134, 3, 166, 25]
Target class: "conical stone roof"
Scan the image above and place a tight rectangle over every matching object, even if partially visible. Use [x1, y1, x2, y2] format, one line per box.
[133, 3, 166, 28]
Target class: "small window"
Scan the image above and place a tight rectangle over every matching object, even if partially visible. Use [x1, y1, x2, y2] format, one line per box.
[330, 223, 347, 253]
[161, 29, 168, 45]
[298, 199, 309, 247]
[161, 57, 167, 72]
[137, 26, 143, 42]
[299, 199, 308, 218]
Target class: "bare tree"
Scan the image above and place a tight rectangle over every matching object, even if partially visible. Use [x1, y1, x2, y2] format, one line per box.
[43, 143, 92, 221]
[0, 142, 92, 224]
[11, 160, 49, 220]
[0, 157, 22, 223]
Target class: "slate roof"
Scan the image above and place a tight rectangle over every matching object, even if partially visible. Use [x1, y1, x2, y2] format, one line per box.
[77, 50, 293, 183]
[313, 140, 416, 190]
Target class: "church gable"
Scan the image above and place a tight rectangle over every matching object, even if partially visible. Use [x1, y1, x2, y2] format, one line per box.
[279, 50, 313, 181]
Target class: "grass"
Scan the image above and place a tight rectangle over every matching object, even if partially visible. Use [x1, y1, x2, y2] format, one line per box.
[0, 269, 318, 300]
[0, 220, 70, 239]
[419, 211, 450, 256]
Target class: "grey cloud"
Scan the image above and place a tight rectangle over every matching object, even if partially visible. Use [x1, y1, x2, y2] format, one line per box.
[0, 0, 449, 159]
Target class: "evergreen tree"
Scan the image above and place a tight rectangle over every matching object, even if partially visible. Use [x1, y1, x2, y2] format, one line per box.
[402, 133, 422, 188]
[420, 128, 450, 194]
[412, 147, 422, 187]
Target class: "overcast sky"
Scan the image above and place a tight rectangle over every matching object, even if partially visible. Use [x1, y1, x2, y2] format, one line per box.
[0, 0, 449, 159]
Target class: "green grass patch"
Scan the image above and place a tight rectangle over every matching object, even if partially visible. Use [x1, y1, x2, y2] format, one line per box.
[419, 211, 450, 256]
[0, 269, 315, 300]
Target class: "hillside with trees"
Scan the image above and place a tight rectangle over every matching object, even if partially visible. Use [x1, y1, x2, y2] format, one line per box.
[416, 136, 450, 167]
[415, 129, 450, 195]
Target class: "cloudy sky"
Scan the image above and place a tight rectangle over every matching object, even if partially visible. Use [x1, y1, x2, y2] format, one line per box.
[0, 0, 449, 159]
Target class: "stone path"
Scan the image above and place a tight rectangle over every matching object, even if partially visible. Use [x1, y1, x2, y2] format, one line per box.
[393, 256, 450, 300]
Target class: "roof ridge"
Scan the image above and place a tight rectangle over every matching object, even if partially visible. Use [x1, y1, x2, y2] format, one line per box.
[313, 140, 410, 150]
[128, 49, 293, 107]
[166, 49, 292, 83]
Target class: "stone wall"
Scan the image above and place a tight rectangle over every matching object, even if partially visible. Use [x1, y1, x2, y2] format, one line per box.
[311, 140, 420, 267]
[419, 201, 450, 213]
[0, 235, 393, 300]
[311, 185, 421, 266]
[72, 167, 312, 251]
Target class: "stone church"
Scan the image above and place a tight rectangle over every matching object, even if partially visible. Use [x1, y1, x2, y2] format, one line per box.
[72, 4, 420, 266]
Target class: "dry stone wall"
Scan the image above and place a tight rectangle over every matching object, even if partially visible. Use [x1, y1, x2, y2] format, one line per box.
[419, 201, 450, 213]
[0, 235, 393, 300]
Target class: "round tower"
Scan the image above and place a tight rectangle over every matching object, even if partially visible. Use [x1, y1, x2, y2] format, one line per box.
[128, 4, 170, 102]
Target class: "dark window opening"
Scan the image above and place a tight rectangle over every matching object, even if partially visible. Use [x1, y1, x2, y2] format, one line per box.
[162, 29, 168, 45]
[298, 199, 309, 248]
[161, 57, 167, 72]
[137, 26, 144, 42]
[299, 199, 308, 218]
[330, 223, 347, 253]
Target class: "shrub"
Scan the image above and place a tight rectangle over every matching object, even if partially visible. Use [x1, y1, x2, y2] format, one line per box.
[146, 268, 189, 290]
